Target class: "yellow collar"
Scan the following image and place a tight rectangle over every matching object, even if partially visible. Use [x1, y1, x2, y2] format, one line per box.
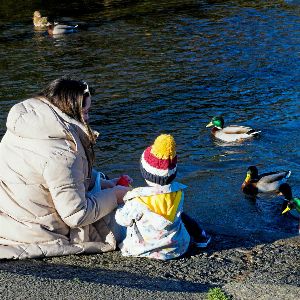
[137, 190, 182, 222]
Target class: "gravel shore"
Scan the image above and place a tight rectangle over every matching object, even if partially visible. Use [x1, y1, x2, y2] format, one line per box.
[0, 234, 299, 299]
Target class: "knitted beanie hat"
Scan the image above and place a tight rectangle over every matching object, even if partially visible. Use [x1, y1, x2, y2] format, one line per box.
[140, 134, 177, 185]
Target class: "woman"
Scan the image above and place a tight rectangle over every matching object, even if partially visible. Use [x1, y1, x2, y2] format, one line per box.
[0, 77, 131, 259]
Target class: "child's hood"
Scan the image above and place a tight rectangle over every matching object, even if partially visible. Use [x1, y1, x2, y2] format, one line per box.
[124, 182, 187, 222]
[124, 182, 187, 201]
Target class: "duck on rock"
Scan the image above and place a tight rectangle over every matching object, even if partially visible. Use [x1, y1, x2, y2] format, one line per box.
[241, 166, 291, 196]
[206, 116, 260, 142]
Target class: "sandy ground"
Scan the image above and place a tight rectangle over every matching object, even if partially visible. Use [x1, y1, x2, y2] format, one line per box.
[0, 233, 299, 300]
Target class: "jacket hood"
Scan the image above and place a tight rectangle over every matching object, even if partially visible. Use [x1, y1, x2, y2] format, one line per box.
[6, 98, 90, 141]
[124, 182, 187, 201]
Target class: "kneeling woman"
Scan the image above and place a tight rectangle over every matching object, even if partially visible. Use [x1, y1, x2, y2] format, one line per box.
[0, 77, 131, 259]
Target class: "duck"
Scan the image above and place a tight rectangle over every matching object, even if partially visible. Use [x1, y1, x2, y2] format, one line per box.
[206, 116, 260, 142]
[47, 22, 78, 35]
[279, 183, 300, 215]
[241, 166, 291, 196]
[33, 11, 48, 28]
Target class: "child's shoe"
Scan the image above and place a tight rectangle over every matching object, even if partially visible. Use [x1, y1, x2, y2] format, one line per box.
[193, 230, 211, 248]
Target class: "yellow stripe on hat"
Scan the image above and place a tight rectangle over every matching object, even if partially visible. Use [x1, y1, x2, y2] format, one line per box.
[151, 134, 176, 159]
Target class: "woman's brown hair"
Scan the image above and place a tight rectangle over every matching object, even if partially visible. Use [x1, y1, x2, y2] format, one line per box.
[38, 77, 96, 144]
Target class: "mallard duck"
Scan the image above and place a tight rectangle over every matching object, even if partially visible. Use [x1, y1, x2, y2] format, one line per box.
[47, 22, 78, 35]
[206, 116, 260, 142]
[279, 183, 300, 214]
[33, 11, 48, 28]
[241, 166, 291, 196]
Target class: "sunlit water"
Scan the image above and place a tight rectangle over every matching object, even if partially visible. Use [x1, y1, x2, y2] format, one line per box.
[0, 0, 299, 241]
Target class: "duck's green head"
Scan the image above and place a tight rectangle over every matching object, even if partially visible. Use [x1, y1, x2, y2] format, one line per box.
[282, 198, 300, 214]
[206, 116, 224, 129]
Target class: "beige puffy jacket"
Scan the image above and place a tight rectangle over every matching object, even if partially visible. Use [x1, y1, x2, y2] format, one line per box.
[0, 98, 118, 259]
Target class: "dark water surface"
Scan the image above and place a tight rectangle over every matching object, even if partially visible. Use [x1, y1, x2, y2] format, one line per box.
[0, 0, 299, 241]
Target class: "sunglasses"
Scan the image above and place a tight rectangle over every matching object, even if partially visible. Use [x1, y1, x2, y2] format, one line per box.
[83, 82, 91, 97]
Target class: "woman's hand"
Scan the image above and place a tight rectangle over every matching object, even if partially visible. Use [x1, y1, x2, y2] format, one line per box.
[100, 175, 133, 204]
[113, 185, 131, 205]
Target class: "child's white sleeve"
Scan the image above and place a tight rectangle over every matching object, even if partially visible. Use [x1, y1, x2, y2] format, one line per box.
[115, 200, 143, 227]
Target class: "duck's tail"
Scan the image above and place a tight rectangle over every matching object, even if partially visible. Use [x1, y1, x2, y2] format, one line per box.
[247, 129, 261, 136]
[278, 170, 291, 187]
[285, 170, 292, 179]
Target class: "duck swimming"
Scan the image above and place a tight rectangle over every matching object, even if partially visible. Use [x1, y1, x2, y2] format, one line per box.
[33, 11, 48, 28]
[279, 183, 300, 233]
[206, 116, 260, 142]
[241, 166, 291, 196]
[47, 22, 78, 35]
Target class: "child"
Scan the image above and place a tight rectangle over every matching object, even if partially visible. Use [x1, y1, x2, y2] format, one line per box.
[115, 134, 210, 260]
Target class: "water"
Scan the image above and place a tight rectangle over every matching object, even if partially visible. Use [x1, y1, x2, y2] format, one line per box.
[0, 0, 299, 241]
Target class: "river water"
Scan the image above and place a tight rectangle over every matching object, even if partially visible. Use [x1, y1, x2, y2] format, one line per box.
[0, 0, 299, 241]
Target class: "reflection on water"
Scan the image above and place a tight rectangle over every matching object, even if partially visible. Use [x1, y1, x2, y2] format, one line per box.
[0, 0, 299, 240]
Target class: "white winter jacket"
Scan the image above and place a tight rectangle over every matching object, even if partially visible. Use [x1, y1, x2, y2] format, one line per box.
[0, 97, 118, 259]
[116, 182, 190, 260]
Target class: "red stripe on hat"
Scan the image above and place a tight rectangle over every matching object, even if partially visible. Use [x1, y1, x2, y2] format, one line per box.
[143, 147, 177, 170]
